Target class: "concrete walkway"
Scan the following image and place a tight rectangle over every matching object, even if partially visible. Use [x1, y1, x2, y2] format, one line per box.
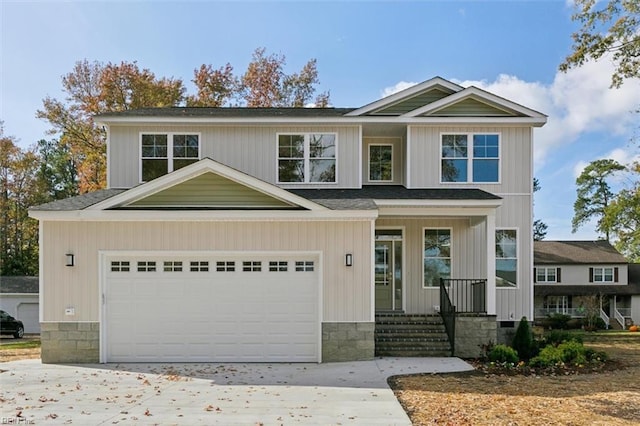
[0, 357, 473, 425]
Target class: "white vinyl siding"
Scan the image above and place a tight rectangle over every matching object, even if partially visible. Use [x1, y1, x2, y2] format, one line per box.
[109, 125, 360, 189]
[362, 137, 404, 185]
[39, 220, 372, 323]
[407, 126, 531, 192]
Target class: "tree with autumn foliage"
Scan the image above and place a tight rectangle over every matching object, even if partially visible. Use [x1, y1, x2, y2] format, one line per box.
[37, 60, 186, 192]
[239, 48, 330, 107]
[560, 0, 639, 89]
[38, 50, 330, 193]
[0, 125, 45, 275]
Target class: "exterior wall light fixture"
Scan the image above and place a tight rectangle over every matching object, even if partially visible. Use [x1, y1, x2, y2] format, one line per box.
[65, 253, 75, 267]
[345, 253, 353, 267]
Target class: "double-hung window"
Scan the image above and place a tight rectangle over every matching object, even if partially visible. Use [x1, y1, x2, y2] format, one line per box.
[423, 229, 451, 287]
[592, 267, 615, 282]
[141, 133, 200, 181]
[441, 133, 499, 183]
[496, 229, 517, 288]
[536, 267, 558, 283]
[369, 145, 393, 181]
[277, 133, 336, 183]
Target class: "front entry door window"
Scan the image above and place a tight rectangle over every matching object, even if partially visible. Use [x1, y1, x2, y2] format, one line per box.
[375, 230, 403, 311]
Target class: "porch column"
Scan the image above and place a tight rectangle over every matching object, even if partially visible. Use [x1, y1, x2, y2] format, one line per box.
[485, 212, 496, 315]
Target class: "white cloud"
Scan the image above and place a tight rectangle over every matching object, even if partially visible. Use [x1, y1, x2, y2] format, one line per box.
[380, 81, 417, 98]
[452, 58, 640, 168]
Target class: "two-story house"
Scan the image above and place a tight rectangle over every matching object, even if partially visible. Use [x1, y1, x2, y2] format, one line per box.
[534, 240, 640, 328]
[29, 77, 547, 363]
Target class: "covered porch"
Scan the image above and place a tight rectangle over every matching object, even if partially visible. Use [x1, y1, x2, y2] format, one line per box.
[373, 196, 502, 317]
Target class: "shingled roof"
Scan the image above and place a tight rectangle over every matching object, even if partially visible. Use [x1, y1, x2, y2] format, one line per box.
[96, 107, 356, 119]
[30, 189, 127, 211]
[534, 240, 628, 264]
[30, 186, 499, 211]
[0, 276, 38, 294]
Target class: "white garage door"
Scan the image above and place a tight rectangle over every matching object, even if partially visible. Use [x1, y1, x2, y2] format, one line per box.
[104, 253, 320, 363]
[17, 303, 39, 334]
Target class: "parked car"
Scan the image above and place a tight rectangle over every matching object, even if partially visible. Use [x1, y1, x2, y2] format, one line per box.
[0, 310, 24, 338]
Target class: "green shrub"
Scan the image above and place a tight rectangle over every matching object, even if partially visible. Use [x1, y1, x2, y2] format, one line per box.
[529, 345, 563, 367]
[557, 340, 587, 365]
[544, 330, 582, 346]
[488, 344, 518, 364]
[530, 339, 595, 367]
[566, 318, 583, 329]
[547, 313, 572, 329]
[584, 347, 608, 362]
[511, 317, 536, 360]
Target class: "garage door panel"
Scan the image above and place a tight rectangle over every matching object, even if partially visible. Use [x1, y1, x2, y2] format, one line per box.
[105, 254, 319, 362]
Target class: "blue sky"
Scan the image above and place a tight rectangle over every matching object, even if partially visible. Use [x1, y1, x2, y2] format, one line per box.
[2, 1, 638, 240]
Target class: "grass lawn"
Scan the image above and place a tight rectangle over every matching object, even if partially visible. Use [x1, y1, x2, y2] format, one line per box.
[390, 331, 640, 426]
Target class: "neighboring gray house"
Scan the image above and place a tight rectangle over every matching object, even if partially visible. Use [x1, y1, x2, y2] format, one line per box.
[0, 276, 39, 333]
[29, 77, 547, 363]
[534, 240, 640, 328]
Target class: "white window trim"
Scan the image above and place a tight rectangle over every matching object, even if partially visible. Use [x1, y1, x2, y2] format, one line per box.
[422, 227, 453, 289]
[139, 132, 202, 183]
[593, 266, 614, 282]
[439, 132, 501, 184]
[496, 227, 519, 290]
[368, 143, 394, 183]
[537, 267, 557, 283]
[276, 132, 338, 184]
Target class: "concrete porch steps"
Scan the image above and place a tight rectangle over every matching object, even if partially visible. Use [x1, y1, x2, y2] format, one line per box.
[375, 313, 452, 357]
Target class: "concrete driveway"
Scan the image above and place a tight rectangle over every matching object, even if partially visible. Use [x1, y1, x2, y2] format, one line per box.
[0, 357, 473, 425]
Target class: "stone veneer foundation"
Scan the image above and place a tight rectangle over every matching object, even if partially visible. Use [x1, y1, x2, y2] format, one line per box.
[40, 322, 100, 363]
[41, 322, 375, 363]
[454, 314, 497, 358]
[322, 322, 375, 362]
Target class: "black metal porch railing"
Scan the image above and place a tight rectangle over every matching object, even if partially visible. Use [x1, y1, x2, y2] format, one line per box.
[438, 278, 488, 357]
[439, 278, 456, 356]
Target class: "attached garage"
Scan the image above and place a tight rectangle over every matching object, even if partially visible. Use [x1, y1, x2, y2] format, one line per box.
[102, 252, 321, 363]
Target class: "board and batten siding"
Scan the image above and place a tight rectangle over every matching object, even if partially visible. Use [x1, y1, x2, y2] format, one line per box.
[407, 126, 532, 193]
[376, 194, 533, 321]
[362, 137, 405, 185]
[534, 264, 628, 285]
[495, 195, 533, 321]
[108, 125, 361, 189]
[40, 220, 372, 323]
[375, 217, 487, 315]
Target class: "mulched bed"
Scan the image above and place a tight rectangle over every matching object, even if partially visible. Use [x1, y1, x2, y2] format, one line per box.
[390, 338, 640, 426]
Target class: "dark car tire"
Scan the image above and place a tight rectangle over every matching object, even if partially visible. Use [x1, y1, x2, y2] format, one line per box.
[13, 326, 24, 339]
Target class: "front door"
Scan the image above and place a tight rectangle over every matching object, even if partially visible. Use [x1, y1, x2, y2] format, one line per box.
[375, 229, 403, 311]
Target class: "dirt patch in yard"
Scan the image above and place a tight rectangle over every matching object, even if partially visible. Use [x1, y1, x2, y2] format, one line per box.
[390, 333, 640, 426]
[0, 336, 41, 363]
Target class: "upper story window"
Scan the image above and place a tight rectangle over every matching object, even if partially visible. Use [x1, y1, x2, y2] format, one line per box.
[369, 145, 393, 182]
[590, 267, 618, 283]
[423, 228, 451, 287]
[535, 267, 559, 283]
[141, 133, 200, 181]
[441, 133, 499, 183]
[277, 133, 336, 183]
[496, 229, 517, 288]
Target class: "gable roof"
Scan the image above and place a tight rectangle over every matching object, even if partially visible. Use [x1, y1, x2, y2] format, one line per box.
[0, 276, 39, 294]
[534, 240, 628, 265]
[94, 77, 546, 127]
[402, 86, 546, 118]
[345, 77, 463, 116]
